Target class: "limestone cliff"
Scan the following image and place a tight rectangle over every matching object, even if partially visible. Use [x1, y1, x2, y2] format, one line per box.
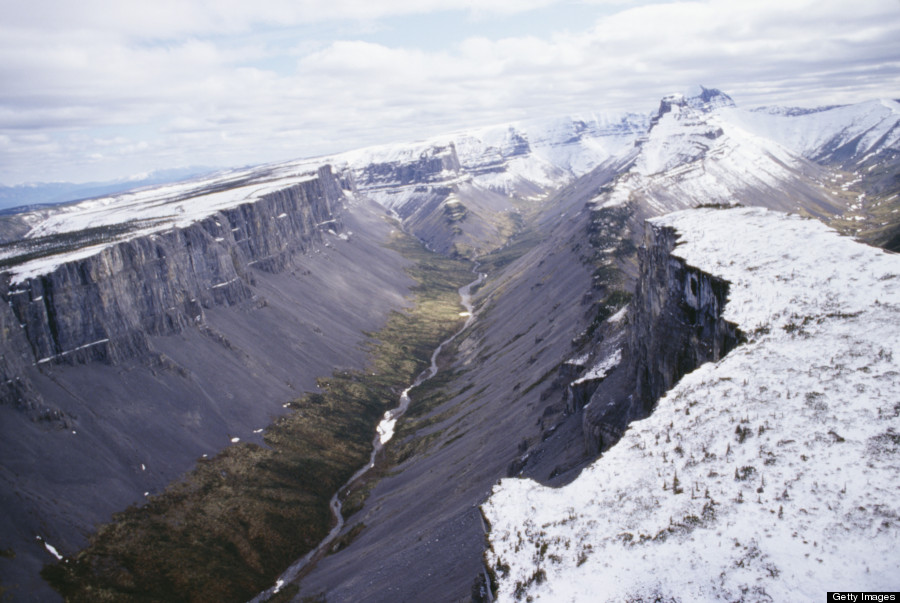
[583, 219, 743, 453]
[0, 166, 344, 402]
[355, 143, 461, 215]
[0, 165, 422, 600]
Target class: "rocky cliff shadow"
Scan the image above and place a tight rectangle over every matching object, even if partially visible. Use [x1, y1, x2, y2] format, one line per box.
[524, 215, 745, 488]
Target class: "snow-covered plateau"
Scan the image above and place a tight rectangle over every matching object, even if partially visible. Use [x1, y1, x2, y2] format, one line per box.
[5, 89, 898, 284]
[483, 207, 900, 602]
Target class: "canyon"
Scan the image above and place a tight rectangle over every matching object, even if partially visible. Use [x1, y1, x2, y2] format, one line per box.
[0, 88, 898, 601]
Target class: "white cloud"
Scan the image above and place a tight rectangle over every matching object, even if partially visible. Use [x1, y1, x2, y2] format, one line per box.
[0, 0, 577, 37]
[0, 0, 898, 184]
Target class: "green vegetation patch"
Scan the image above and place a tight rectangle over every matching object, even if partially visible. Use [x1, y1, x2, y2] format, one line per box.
[42, 230, 473, 603]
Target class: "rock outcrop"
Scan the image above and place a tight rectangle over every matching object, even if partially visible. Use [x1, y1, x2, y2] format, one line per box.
[0, 165, 425, 600]
[0, 166, 344, 399]
[583, 218, 743, 453]
[355, 144, 462, 217]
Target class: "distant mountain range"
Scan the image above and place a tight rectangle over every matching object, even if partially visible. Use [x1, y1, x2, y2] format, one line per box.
[0, 166, 217, 213]
[0, 86, 898, 602]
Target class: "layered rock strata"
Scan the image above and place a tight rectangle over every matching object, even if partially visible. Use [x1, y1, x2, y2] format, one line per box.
[0, 166, 420, 601]
[583, 219, 743, 452]
[0, 166, 344, 400]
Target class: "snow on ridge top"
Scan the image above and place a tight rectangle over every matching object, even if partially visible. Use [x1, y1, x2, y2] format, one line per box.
[3, 168, 323, 283]
[334, 110, 648, 184]
[23, 168, 321, 239]
[726, 99, 900, 159]
[881, 98, 900, 114]
[484, 207, 900, 602]
[655, 207, 898, 332]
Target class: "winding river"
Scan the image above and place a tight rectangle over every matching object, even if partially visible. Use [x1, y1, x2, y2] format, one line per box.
[251, 270, 485, 602]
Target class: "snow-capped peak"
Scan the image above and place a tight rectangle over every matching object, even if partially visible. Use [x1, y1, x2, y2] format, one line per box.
[655, 86, 735, 122]
[684, 85, 736, 112]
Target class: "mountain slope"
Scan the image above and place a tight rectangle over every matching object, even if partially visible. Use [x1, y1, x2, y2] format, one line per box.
[1, 88, 897, 601]
[593, 88, 848, 219]
[729, 99, 900, 164]
[722, 98, 900, 250]
[483, 207, 900, 601]
[0, 172, 422, 601]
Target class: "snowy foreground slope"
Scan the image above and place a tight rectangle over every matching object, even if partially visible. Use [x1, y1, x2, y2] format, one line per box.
[483, 207, 900, 601]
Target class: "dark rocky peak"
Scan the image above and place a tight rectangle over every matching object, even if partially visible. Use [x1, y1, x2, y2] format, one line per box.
[655, 92, 689, 120]
[502, 127, 531, 158]
[651, 86, 734, 127]
[683, 85, 735, 112]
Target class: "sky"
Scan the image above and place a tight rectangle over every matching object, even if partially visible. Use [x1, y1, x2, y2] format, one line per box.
[1, 0, 898, 186]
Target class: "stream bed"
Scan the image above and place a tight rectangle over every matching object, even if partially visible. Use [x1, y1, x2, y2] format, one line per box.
[251, 271, 484, 602]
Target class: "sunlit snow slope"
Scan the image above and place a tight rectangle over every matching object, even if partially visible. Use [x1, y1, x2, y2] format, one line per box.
[592, 90, 847, 218]
[338, 112, 648, 206]
[726, 99, 900, 163]
[483, 207, 900, 602]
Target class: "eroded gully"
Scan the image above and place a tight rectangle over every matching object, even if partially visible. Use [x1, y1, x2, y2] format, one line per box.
[251, 269, 485, 602]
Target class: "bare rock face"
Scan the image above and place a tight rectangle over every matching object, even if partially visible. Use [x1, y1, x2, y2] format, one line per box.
[629, 221, 743, 405]
[583, 219, 743, 453]
[1, 166, 343, 378]
[0, 166, 420, 600]
[356, 144, 462, 210]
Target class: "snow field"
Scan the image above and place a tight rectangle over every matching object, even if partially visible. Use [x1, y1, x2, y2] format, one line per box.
[483, 207, 900, 602]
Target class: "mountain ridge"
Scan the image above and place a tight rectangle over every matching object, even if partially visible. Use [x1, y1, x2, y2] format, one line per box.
[1, 87, 898, 601]
[484, 207, 900, 601]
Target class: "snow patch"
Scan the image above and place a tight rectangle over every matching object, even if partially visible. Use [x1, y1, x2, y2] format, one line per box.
[484, 207, 900, 601]
[573, 349, 621, 385]
[37, 536, 63, 561]
[607, 306, 627, 324]
[376, 410, 397, 446]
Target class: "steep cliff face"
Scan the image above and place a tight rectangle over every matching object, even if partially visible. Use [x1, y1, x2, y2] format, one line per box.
[0, 166, 422, 600]
[0, 166, 343, 386]
[629, 221, 743, 406]
[483, 207, 900, 602]
[346, 143, 518, 257]
[354, 144, 462, 216]
[582, 219, 743, 453]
